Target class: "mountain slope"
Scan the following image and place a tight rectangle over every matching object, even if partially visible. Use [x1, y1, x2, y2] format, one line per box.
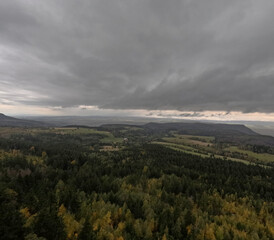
[0, 113, 48, 127]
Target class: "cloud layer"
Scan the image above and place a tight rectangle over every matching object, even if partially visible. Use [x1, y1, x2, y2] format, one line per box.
[1, 0, 274, 113]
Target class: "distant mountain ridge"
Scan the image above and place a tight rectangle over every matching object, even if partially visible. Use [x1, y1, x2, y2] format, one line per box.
[0, 113, 48, 127]
[2, 113, 274, 146]
[143, 122, 258, 136]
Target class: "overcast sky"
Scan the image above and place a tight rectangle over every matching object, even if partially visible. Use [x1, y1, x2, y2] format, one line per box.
[1, 0, 274, 120]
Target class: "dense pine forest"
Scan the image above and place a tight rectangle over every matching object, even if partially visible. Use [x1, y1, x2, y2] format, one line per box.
[0, 126, 274, 240]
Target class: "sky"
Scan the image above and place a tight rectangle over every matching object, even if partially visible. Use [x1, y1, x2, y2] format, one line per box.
[1, 0, 274, 121]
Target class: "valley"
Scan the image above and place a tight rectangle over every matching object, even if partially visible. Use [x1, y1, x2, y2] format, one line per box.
[0, 122, 274, 239]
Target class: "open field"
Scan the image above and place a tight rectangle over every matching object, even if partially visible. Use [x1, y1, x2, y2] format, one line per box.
[152, 141, 210, 157]
[162, 134, 214, 146]
[226, 146, 274, 164]
[153, 134, 273, 167]
[153, 141, 254, 165]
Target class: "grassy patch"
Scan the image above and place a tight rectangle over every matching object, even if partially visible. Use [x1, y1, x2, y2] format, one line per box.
[152, 141, 210, 157]
[163, 134, 214, 147]
[153, 141, 264, 166]
[226, 146, 274, 164]
[153, 133, 270, 167]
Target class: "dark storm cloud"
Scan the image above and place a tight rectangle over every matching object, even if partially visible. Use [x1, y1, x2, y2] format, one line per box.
[0, 0, 274, 112]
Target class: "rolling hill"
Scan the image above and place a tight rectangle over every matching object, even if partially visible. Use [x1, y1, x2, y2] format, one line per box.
[143, 122, 258, 136]
[0, 113, 48, 127]
[101, 122, 274, 146]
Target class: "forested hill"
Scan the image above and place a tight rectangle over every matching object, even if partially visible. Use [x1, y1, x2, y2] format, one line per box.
[143, 122, 258, 136]
[2, 113, 274, 146]
[100, 122, 274, 146]
[0, 127, 274, 239]
[0, 113, 48, 127]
